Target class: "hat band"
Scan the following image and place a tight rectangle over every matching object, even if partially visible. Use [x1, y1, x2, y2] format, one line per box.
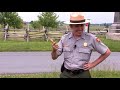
[70, 19, 85, 23]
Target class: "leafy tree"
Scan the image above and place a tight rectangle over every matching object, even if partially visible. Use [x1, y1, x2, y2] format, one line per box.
[0, 12, 23, 31]
[38, 12, 59, 29]
[30, 20, 41, 31]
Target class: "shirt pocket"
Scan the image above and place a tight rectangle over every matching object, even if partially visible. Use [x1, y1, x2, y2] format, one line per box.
[63, 47, 72, 59]
[77, 48, 91, 61]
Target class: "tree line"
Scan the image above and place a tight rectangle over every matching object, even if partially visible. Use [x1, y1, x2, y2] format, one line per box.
[0, 12, 64, 31]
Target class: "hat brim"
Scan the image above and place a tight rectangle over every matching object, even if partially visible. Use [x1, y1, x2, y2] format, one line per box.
[64, 19, 90, 24]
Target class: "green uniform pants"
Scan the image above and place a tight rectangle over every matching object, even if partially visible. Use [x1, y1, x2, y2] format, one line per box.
[60, 70, 91, 78]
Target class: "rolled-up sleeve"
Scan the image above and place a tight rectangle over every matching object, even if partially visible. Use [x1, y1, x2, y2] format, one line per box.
[92, 36, 108, 54]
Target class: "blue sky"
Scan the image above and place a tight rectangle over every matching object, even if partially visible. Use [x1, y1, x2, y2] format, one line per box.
[18, 12, 114, 24]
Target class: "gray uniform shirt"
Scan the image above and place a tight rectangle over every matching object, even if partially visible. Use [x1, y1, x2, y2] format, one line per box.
[56, 32, 108, 70]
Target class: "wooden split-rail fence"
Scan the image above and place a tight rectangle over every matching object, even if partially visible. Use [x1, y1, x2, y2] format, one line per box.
[3, 29, 64, 42]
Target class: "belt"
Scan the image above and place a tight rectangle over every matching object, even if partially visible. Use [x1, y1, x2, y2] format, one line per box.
[64, 67, 85, 74]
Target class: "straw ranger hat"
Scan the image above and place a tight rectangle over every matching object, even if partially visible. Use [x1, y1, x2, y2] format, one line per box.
[65, 12, 90, 24]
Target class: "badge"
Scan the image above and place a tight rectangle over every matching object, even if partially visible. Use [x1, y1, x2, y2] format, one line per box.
[84, 42, 87, 47]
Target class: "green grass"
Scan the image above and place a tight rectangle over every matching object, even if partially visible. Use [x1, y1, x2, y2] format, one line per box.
[97, 35, 120, 52]
[0, 70, 120, 78]
[90, 70, 120, 78]
[0, 35, 119, 52]
[0, 40, 52, 52]
[0, 32, 3, 39]
[90, 25, 105, 31]
[0, 72, 60, 78]
[103, 39, 120, 52]
[0, 30, 120, 52]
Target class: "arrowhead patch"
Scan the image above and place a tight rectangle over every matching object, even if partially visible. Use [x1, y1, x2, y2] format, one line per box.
[96, 38, 100, 42]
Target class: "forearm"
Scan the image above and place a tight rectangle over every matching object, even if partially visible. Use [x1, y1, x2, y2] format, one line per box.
[92, 49, 111, 67]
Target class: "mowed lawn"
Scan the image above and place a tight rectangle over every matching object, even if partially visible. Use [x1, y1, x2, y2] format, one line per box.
[0, 70, 120, 78]
[0, 28, 120, 52]
[0, 35, 119, 52]
[97, 35, 120, 52]
[0, 40, 52, 52]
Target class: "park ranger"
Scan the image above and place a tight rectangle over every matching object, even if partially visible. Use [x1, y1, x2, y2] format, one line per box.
[51, 12, 111, 78]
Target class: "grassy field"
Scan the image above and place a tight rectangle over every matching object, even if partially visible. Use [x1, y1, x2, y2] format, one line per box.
[97, 35, 120, 52]
[0, 24, 119, 52]
[0, 70, 120, 78]
[90, 70, 120, 78]
[0, 32, 3, 40]
[90, 25, 105, 31]
[0, 35, 119, 52]
[0, 40, 52, 52]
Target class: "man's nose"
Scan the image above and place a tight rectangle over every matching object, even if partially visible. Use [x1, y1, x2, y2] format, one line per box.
[78, 28, 83, 30]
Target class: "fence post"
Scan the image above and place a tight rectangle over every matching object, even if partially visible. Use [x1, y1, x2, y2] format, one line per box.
[25, 29, 29, 42]
[88, 23, 90, 33]
[4, 30, 7, 41]
[44, 32, 48, 42]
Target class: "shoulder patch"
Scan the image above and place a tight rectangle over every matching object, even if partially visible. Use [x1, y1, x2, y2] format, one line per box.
[96, 37, 101, 42]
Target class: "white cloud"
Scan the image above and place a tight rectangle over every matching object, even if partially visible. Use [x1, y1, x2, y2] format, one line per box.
[18, 12, 40, 22]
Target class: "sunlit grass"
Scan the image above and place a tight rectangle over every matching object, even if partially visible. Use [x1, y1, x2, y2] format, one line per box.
[0, 70, 120, 78]
[0, 40, 52, 52]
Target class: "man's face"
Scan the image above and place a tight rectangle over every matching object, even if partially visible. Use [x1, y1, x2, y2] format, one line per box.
[70, 24, 84, 36]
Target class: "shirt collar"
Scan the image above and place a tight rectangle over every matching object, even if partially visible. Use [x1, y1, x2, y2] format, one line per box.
[68, 31, 85, 40]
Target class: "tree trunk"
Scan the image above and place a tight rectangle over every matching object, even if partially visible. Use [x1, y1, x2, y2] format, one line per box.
[3, 24, 5, 30]
[14, 27, 16, 32]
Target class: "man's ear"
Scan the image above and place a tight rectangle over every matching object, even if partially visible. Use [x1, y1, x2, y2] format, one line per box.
[69, 24, 72, 28]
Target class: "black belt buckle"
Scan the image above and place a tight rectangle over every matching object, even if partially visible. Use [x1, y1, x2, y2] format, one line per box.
[64, 67, 84, 74]
[72, 69, 84, 74]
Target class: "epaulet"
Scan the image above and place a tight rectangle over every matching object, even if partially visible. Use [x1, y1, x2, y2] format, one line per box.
[60, 32, 71, 42]
[86, 33, 101, 42]
[62, 32, 71, 38]
[85, 32, 96, 37]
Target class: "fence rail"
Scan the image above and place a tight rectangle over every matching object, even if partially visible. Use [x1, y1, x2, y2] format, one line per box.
[2, 29, 64, 42]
